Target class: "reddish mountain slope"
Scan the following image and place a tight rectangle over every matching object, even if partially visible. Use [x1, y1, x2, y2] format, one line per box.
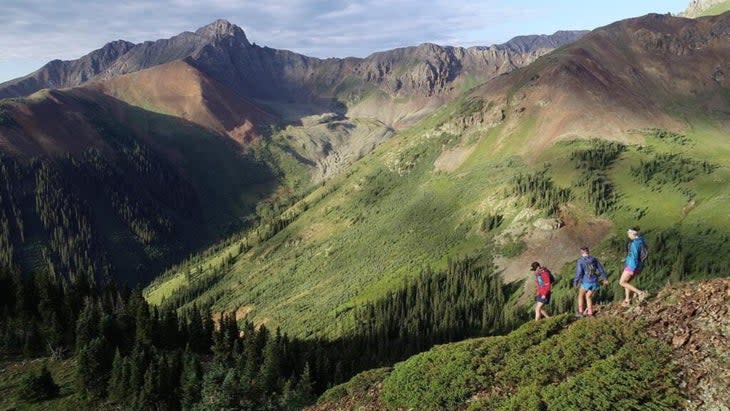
[90, 60, 274, 143]
[459, 12, 730, 151]
[0, 89, 112, 158]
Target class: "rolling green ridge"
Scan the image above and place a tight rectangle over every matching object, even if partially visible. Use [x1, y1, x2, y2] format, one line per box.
[319, 315, 683, 410]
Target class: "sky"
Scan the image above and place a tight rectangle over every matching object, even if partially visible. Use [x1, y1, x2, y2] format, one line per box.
[0, 0, 689, 83]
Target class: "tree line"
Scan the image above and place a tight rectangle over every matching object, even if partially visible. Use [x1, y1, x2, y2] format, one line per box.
[0, 143, 201, 284]
[1, 255, 519, 409]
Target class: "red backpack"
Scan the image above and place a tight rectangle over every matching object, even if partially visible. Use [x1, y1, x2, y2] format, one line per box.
[536, 268, 555, 291]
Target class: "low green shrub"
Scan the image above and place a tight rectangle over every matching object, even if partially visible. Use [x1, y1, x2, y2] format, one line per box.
[380, 315, 682, 410]
[17, 365, 60, 403]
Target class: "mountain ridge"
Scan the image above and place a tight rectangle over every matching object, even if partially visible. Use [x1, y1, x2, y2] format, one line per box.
[0, 21, 586, 125]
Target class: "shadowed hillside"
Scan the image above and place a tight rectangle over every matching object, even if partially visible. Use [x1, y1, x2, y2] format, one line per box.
[0, 89, 277, 284]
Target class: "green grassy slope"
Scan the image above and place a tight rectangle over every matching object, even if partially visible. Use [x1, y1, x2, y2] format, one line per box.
[146, 80, 730, 337]
[698, 2, 730, 16]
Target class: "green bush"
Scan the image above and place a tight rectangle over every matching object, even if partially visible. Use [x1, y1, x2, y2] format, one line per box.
[381, 316, 571, 410]
[318, 367, 391, 404]
[380, 315, 682, 410]
[17, 365, 60, 402]
[381, 339, 484, 410]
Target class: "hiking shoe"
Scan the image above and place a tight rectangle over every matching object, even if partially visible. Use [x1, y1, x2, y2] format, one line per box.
[638, 291, 649, 302]
[574, 311, 584, 318]
[621, 300, 631, 308]
[586, 308, 594, 317]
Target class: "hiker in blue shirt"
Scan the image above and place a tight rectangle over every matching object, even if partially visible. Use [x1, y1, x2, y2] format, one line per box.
[619, 227, 648, 307]
[573, 246, 608, 317]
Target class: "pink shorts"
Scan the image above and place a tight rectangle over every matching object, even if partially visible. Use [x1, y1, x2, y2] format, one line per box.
[623, 266, 641, 277]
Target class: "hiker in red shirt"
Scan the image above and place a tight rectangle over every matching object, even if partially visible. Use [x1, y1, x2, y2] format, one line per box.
[531, 261, 554, 321]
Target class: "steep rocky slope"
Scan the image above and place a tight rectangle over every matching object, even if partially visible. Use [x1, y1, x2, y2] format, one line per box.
[603, 279, 730, 410]
[450, 12, 730, 151]
[0, 40, 135, 99]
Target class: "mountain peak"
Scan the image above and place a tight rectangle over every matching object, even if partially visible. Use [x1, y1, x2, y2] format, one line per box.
[195, 19, 250, 45]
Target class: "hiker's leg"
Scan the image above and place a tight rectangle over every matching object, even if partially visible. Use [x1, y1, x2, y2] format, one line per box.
[535, 302, 543, 321]
[586, 290, 594, 314]
[540, 307, 550, 318]
[577, 287, 586, 313]
[620, 270, 642, 300]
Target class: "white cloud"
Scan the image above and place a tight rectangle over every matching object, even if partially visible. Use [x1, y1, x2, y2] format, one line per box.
[0, 0, 529, 62]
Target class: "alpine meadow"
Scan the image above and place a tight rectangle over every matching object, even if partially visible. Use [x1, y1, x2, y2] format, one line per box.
[0, 1, 729, 410]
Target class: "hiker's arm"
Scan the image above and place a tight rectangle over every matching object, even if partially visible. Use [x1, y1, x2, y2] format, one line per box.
[627, 241, 640, 270]
[596, 259, 608, 281]
[573, 261, 583, 286]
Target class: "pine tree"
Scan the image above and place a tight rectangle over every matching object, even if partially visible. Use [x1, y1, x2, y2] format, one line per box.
[199, 362, 229, 409]
[107, 348, 126, 403]
[258, 334, 282, 394]
[76, 337, 111, 399]
[18, 364, 60, 402]
[180, 352, 202, 410]
[75, 298, 100, 354]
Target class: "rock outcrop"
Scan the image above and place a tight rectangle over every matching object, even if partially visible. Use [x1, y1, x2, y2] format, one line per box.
[680, 0, 730, 17]
[603, 279, 730, 411]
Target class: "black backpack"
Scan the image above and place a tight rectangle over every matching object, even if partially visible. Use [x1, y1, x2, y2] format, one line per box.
[545, 268, 556, 284]
[585, 259, 598, 277]
[639, 242, 649, 262]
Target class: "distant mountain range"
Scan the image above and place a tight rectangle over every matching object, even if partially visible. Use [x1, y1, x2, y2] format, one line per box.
[0, 20, 585, 285]
[0, 20, 586, 129]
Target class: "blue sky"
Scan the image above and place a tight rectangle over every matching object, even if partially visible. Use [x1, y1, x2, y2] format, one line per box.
[0, 0, 689, 83]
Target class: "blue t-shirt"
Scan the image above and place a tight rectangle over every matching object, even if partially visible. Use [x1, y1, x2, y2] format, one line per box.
[574, 255, 607, 286]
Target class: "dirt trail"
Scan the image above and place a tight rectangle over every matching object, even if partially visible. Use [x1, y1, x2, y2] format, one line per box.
[494, 207, 612, 303]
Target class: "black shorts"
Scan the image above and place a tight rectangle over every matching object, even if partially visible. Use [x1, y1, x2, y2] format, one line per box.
[535, 294, 551, 305]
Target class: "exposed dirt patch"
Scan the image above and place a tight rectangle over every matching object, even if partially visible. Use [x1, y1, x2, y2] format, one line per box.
[600, 279, 730, 411]
[433, 144, 476, 173]
[212, 305, 253, 329]
[495, 206, 612, 303]
[305, 382, 387, 411]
